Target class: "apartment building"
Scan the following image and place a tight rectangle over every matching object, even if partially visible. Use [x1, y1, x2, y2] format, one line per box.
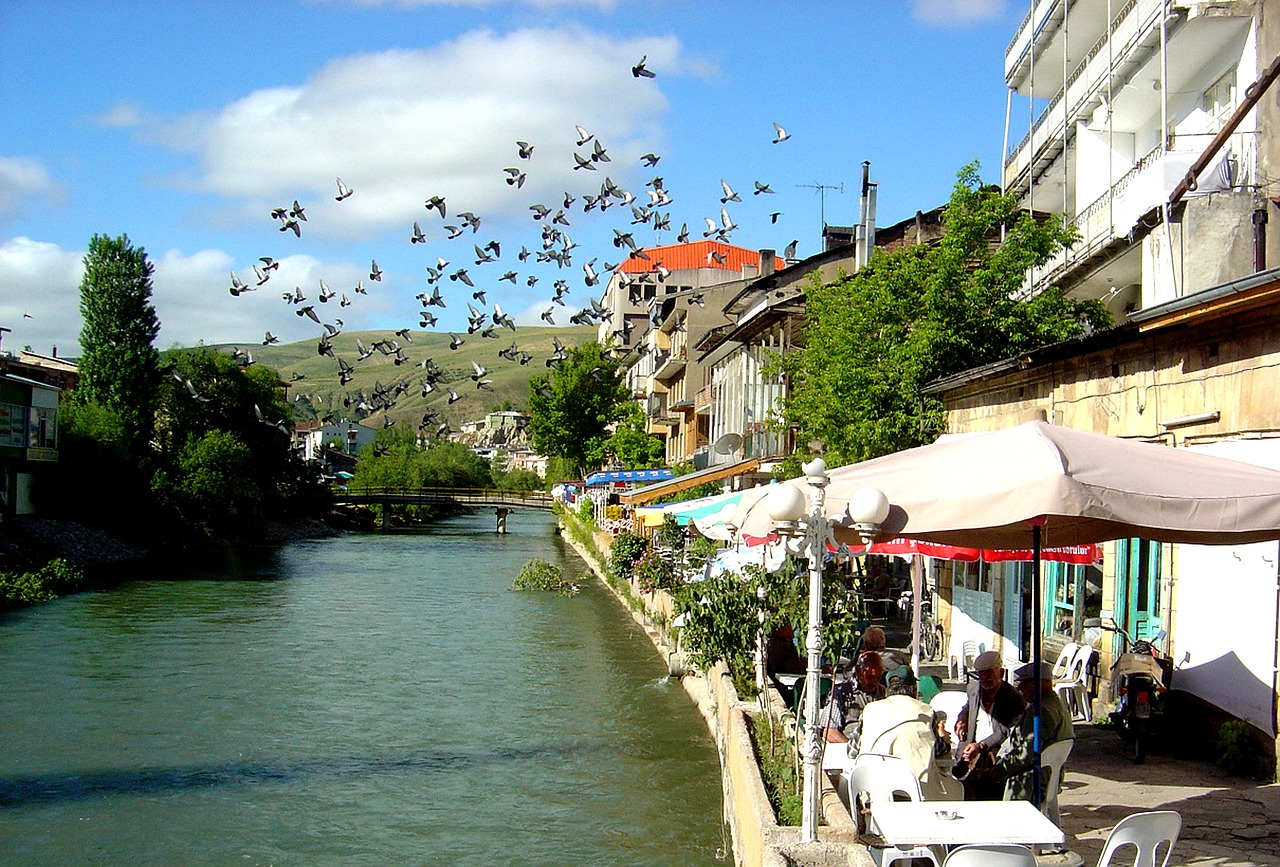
[1004, 0, 1278, 314]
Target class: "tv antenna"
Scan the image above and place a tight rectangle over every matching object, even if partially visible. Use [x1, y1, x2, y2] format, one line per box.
[796, 181, 844, 237]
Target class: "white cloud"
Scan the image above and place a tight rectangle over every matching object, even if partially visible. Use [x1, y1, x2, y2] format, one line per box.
[155, 28, 686, 239]
[90, 101, 148, 129]
[910, 0, 1008, 26]
[0, 156, 66, 219]
[0, 236, 84, 355]
[151, 249, 391, 349]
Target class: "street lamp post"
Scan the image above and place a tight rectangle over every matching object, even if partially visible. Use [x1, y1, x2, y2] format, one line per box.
[764, 459, 889, 843]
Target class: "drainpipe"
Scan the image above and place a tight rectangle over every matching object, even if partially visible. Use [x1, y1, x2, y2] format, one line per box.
[855, 161, 871, 272]
[1254, 208, 1268, 272]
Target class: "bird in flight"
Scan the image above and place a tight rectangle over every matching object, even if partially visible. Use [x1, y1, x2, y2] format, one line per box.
[632, 55, 655, 78]
[753, 181, 775, 195]
[772, 121, 790, 144]
[720, 179, 741, 203]
[369, 260, 382, 282]
[770, 212, 783, 224]
[517, 140, 534, 159]
[411, 222, 427, 244]
[335, 177, 353, 201]
[424, 195, 446, 217]
[575, 125, 593, 146]
[641, 153, 661, 168]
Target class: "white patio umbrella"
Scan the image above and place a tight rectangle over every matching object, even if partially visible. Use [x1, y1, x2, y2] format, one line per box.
[734, 421, 1280, 807]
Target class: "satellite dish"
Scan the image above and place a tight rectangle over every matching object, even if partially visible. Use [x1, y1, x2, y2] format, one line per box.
[713, 432, 743, 455]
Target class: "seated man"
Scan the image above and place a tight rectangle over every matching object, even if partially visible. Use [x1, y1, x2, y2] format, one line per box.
[765, 623, 806, 706]
[954, 650, 1025, 800]
[860, 625, 906, 670]
[989, 660, 1074, 803]
[857, 665, 961, 800]
[818, 650, 884, 751]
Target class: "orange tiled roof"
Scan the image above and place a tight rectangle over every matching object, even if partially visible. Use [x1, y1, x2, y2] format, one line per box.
[617, 240, 783, 275]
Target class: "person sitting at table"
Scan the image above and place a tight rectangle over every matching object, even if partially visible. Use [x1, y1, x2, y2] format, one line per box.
[765, 623, 806, 705]
[819, 650, 884, 750]
[860, 626, 906, 669]
[988, 660, 1074, 803]
[954, 650, 1025, 800]
[856, 664, 961, 800]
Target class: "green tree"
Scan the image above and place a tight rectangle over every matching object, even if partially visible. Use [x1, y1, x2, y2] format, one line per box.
[780, 163, 1109, 464]
[607, 403, 665, 469]
[75, 233, 161, 457]
[527, 341, 630, 476]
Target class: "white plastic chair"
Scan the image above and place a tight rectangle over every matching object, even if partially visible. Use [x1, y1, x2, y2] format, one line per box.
[1055, 644, 1095, 721]
[1051, 642, 1080, 680]
[1096, 810, 1182, 867]
[928, 690, 969, 737]
[949, 639, 979, 680]
[943, 844, 1036, 866]
[1032, 738, 1074, 827]
[846, 754, 943, 867]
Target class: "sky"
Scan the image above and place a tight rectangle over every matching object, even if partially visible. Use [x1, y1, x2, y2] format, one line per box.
[0, 0, 1035, 358]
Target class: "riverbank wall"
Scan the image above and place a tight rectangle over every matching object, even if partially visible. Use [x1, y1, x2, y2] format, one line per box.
[554, 510, 871, 867]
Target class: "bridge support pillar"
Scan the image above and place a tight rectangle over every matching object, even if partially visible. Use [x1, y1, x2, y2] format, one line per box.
[495, 507, 510, 535]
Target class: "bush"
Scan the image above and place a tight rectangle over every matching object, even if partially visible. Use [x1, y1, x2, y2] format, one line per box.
[748, 711, 801, 826]
[0, 559, 86, 611]
[1216, 719, 1264, 778]
[511, 559, 580, 596]
[610, 530, 650, 581]
[631, 548, 677, 593]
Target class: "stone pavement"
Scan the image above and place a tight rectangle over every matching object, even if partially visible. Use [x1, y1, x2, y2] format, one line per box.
[1059, 722, 1280, 866]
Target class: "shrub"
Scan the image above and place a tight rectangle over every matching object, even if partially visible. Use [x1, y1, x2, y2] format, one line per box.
[0, 559, 86, 611]
[511, 559, 580, 596]
[1216, 719, 1263, 778]
[748, 711, 801, 826]
[610, 530, 649, 581]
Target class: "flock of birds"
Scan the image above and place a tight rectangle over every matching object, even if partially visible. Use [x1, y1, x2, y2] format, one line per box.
[218, 56, 798, 442]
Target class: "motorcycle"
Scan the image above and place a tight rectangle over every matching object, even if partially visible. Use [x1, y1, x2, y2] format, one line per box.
[1087, 617, 1173, 762]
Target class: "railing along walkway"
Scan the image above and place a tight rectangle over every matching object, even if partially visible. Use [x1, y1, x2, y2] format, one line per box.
[333, 486, 554, 510]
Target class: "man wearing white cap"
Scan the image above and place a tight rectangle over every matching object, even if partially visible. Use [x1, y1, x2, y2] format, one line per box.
[954, 650, 1025, 800]
[990, 660, 1074, 803]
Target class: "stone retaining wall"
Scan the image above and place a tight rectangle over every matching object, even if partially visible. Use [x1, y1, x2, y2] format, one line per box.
[556, 513, 872, 867]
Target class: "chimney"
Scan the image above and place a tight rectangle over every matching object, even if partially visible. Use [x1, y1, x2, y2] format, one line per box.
[760, 249, 776, 276]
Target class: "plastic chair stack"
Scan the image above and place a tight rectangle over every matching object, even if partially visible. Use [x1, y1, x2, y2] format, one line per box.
[1055, 644, 1095, 721]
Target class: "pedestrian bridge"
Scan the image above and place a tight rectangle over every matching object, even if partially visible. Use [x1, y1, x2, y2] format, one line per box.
[332, 486, 555, 521]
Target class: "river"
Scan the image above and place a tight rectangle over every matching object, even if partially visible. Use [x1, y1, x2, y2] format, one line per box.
[0, 511, 725, 865]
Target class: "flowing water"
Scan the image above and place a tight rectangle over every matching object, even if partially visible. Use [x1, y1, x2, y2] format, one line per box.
[0, 511, 725, 865]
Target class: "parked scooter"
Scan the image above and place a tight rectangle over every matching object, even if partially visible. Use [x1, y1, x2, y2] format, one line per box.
[1086, 617, 1173, 762]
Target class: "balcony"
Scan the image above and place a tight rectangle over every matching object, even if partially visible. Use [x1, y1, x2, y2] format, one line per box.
[653, 347, 687, 382]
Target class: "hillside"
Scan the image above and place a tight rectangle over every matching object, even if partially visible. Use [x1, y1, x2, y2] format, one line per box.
[222, 324, 598, 433]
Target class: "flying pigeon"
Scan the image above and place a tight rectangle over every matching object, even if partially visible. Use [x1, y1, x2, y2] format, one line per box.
[719, 179, 741, 203]
[753, 181, 775, 195]
[632, 55, 655, 78]
[369, 260, 382, 281]
[335, 177, 353, 201]
[772, 121, 790, 144]
[517, 140, 534, 159]
[411, 222, 427, 244]
[574, 124, 593, 146]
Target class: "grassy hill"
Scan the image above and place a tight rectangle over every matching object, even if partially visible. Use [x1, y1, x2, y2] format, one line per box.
[223, 324, 597, 432]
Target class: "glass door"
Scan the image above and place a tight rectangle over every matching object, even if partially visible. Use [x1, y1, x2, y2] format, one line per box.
[1114, 538, 1162, 648]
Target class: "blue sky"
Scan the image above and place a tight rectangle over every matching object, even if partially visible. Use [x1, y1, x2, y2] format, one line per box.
[0, 0, 1031, 356]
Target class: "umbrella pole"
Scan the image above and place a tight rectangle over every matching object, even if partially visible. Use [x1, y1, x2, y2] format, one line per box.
[1032, 524, 1043, 810]
[911, 555, 923, 675]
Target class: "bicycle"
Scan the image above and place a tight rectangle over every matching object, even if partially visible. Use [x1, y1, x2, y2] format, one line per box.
[900, 589, 945, 661]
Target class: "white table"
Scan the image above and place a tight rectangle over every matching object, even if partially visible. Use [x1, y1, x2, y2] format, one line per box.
[871, 800, 1064, 849]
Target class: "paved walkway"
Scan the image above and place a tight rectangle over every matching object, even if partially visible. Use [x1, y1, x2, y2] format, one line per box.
[1059, 722, 1280, 866]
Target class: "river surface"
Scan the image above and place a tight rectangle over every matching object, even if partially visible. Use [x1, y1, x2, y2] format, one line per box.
[0, 512, 725, 865]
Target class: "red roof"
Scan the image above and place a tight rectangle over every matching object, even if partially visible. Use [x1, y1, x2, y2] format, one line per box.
[617, 240, 782, 275]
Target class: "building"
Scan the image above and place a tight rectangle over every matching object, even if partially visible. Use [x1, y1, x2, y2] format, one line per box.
[916, 0, 1280, 768]
[294, 420, 377, 463]
[1003, 0, 1278, 316]
[600, 241, 784, 465]
[0, 344, 67, 520]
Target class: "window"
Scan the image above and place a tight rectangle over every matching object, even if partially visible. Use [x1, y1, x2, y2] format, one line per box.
[1204, 68, 1236, 123]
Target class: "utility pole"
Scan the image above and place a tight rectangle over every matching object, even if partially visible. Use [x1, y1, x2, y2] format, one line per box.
[796, 181, 843, 242]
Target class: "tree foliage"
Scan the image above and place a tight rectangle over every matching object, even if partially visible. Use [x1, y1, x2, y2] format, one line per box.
[607, 403, 665, 469]
[351, 427, 493, 489]
[780, 163, 1110, 465]
[75, 233, 161, 457]
[527, 341, 630, 476]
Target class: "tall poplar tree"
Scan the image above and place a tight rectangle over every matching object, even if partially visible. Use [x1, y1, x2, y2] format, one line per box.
[76, 233, 161, 457]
